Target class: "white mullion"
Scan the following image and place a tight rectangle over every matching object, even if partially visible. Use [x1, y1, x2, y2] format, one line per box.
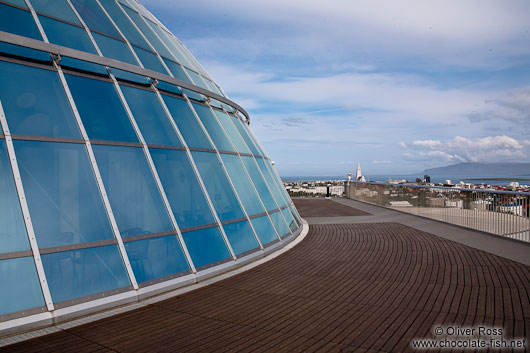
[153, 89, 236, 260]
[0, 101, 54, 311]
[209, 107, 280, 245]
[24, 0, 49, 43]
[94, 0, 144, 68]
[241, 120, 301, 227]
[109, 73, 197, 273]
[184, 99, 263, 253]
[114, 0, 174, 78]
[62, 0, 139, 289]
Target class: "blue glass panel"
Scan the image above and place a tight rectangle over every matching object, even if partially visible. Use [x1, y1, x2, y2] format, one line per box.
[0, 257, 44, 315]
[181, 227, 230, 268]
[233, 118, 261, 156]
[0, 42, 51, 63]
[92, 145, 173, 237]
[30, 0, 81, 24]
[0, 3, 42, 40]
[125, 235, 189, 283]
[161, 94, 212, 149]
[289, 205, 302, 226]
[191, 151, 245, 222]
[149, 148, 215, 229]
[110, 68, 150, 85]
[3, 0, 27, 8]
[0, 61, 80, 139]
[213, 110, 251, 154]
[250, 215, 278, 246]
[191, 103, 234, 152]
[65, 73, 138, 143]
[185, 69, 209, 91]
[157, 81, 182, 96]
[98, 0, 150, 49]
[256, 157, 289, 207]
[269, 211, 289, 238]
[0, 142, 29, 253]
[162, 58, 193, 84]
[182, 88, 206, 102]
[70, 0, 121, 38]
[282, 208, 297, 232]
[121, 6, 173, 59]
[219, 154, 265, 216]
[42, 245, 130, 303]
[133, 46, 168, 75]
[222, 220, 258, 256]
[14, 140, 114, 248]
[155, 30, 196, 71]
[92, 32, 137, 65]
[120, 85, 182, 147]
[39, 16, 97, 54]
[60, 57, 109, 75]
[240, 157, 277, 211]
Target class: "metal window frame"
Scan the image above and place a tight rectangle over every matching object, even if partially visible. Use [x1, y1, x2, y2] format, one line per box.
[206, 106, 279, 244]
[108, 69, 198, 274]
[0, 31, 249, 122]
[0, 100, 54, 311]
[184, 96, 263, 254]
[152, 88, 237, 260]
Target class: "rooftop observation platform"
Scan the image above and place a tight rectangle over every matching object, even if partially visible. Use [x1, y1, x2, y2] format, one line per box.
[1, 198, 529, 352]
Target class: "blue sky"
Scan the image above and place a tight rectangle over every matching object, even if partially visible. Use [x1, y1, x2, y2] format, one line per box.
[142, 0, 530, 177]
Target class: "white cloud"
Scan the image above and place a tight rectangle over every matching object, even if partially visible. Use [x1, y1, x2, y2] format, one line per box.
[404, 136, 528, 163]
[468, 86, 530, 126]
[204, 62, 489, 123]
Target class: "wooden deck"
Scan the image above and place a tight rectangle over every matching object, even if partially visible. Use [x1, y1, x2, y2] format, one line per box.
[292, 198, 371, 217]
[2, 200, 529, 352]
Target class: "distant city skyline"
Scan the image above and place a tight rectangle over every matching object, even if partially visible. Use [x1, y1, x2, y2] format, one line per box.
[142, 0, 530, 176]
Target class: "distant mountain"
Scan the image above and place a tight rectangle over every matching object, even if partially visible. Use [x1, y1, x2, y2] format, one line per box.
[422, 162, 530, 178]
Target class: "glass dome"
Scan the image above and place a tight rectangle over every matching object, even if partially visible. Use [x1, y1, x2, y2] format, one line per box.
[0, 0, 302, 332]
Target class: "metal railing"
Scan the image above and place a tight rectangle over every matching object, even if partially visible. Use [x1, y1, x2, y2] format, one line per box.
[346, 181, 530, 243]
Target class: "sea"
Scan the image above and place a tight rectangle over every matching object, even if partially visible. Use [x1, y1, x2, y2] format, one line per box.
[281, 175, 530, 186]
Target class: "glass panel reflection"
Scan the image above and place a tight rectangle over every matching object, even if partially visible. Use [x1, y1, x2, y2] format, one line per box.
[98, 0, 150, 49]
[191, 103, 234, 152]
[149, 148, 216, 229]
[65, 73, 139, 143]
[0, 257, 44, 315]
[232, 117, 261, 156]
[220, 154, 265, 216]
[39, 16, 97, 54]
[0, 60, 80, 139]
[30, 0, 81, 24]
[70, 0, 121, 38]
[161, 94, 212, 150]
[222, 220, 258, 256]
[181, 227, 230, 268]
[240, 157, 277, 211]
[42, 245, 130, 303]
[125, 235, 189, 283]
[0, 141, 29, 253]
[92, 32, 138, 65]
[92, 145, 174, 238]
[282, 208, 297, 232]
[191, 151, 245, 222]
[14, 140, 114, 248]
[0, 4, 42, 40]
[134, 46, 168, 75]
[213, 110, 251, 154]
[269, 211, 289, 238]
[120, 85, 182, 147]
[250, 215, 278, 246]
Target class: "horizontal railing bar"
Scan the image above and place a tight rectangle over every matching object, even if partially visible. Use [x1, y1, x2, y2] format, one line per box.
[0, 31, 250, 124]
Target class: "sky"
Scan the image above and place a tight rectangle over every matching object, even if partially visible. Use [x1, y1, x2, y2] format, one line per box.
[141, 0, 530, 177]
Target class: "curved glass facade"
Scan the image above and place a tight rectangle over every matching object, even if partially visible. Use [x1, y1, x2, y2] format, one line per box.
[0, 0, 302, 328]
